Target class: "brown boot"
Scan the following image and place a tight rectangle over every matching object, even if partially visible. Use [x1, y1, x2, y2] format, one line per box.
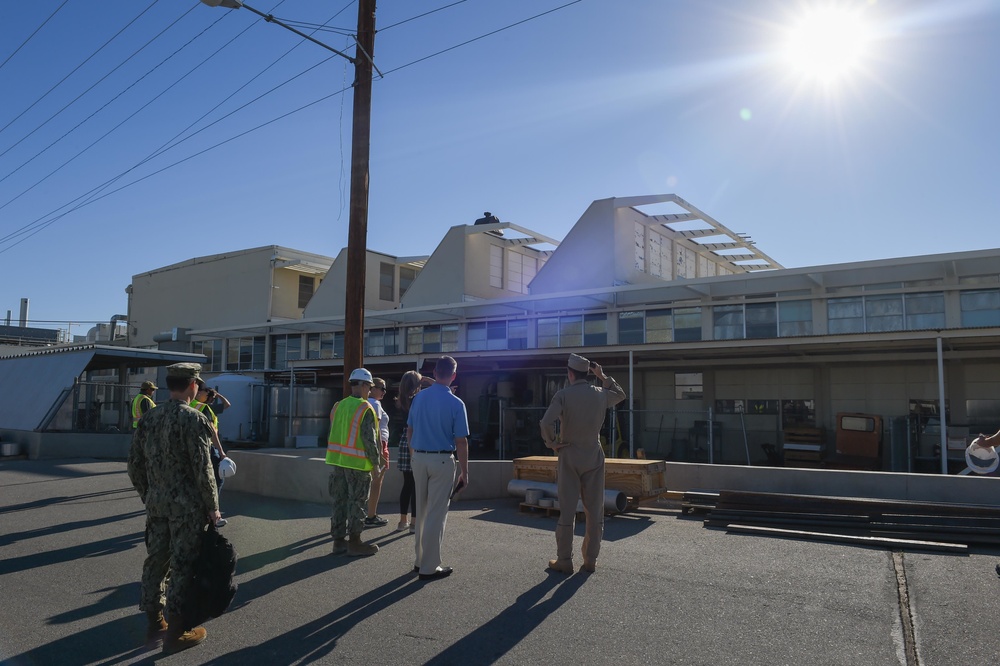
[547, 558, 574, 574]
[347, 532, 378, 557]
[332, 538, 348, 555]
[579, 561, 596, 574]
[162, 617, 207, 655]
[145, 610, 167, 645]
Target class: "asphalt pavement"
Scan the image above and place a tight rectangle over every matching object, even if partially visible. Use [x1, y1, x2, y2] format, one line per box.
[1, 458, 999, 666]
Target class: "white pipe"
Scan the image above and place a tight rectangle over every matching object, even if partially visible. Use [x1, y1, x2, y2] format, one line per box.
[507, 479, 627, 513]
[937, 336, 947, 475]
[628, 349, 634, 458]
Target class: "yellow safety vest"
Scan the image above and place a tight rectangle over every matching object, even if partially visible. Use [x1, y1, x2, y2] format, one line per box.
[190, 400, 219, 430]
[131, 394, 155, 429]
[326, 396, 375, 471]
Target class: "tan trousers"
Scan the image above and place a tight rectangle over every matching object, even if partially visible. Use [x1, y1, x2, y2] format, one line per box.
[555, 444, 605, 565]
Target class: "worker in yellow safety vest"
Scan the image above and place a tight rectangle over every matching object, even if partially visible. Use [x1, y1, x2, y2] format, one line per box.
[190, 379, 230, 526]
[326, 368, 385, 557]
[131, 381, 158, 429]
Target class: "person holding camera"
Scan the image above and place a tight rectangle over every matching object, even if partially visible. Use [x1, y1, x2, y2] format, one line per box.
[540, 353, 625, 575]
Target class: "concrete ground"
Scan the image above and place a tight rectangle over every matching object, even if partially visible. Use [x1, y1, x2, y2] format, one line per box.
[2, 458, 1000, 666]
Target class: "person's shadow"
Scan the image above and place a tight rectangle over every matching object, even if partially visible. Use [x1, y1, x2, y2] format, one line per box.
[425, 572, 588, 665]
[204, 572, 423, 665]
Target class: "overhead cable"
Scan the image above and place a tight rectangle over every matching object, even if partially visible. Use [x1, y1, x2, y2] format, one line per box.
[0, 1, 161, 140]
[0, 3, 198, 164]
[0, 0, 71, 72]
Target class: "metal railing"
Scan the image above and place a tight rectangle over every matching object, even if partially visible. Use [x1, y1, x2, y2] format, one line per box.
[40, 380, 137, 433]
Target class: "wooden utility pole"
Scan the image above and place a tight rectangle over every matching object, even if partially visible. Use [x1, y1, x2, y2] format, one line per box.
[343, 0, 376, 395]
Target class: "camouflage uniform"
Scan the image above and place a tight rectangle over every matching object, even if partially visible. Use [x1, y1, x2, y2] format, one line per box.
[328, 407, 380, 540]
[128, 399, 218, 620]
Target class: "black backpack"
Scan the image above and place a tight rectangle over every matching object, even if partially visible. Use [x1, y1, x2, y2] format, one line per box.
[182, 522, 238, 628]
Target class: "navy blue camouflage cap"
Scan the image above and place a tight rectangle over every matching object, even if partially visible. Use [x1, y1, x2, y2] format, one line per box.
[166, 362, 202, 380]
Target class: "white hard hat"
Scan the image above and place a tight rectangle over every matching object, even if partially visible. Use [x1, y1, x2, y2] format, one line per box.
[349, 368, 374, 384]
[219, 457, 237, 479]
[966, 441, 999, 475]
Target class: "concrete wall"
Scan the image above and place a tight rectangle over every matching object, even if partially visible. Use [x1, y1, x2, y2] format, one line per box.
[223, 449, 515, 506]
[0, 430, 132, 460]
[222, 449, 1000, 509]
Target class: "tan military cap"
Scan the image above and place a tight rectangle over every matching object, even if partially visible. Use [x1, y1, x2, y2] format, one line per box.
[567, 353, 591, 373]
[166, 362, 202, 380]
[140, 380, 158, 391]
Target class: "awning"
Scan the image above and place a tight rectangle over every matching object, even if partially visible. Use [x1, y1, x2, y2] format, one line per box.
[0, 344, 205, 431]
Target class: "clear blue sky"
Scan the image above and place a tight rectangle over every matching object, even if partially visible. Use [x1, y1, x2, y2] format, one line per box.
[1, 0, 998, 338]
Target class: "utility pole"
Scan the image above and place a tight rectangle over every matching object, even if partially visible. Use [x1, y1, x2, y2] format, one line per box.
[343, 0, 376, 396]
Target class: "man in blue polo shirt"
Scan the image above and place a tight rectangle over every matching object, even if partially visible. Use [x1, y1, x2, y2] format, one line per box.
[407, 355, 470, 581]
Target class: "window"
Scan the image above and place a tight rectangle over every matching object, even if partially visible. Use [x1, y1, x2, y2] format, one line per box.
[583, 313, 608, 346]
[828, 297, 864, 334]
[746, 302, 778, 339]
[489, 246, 503, 289]
[406, 325, 458, 354]
[961, 289, 1000, 327]
[503, 251, 538, 294]
[307, 332, 343, 359]
[270, 334, 302, 370]
[779, 300, 813, 336]
[536, 314, 607, 348]
[865, 294, 903, 332]
[618, 312, 644, 345]
[365, 328, 399, 356]
[675, 372, 703, 400]
[905, 292, 945, 330]
[647, 309, 673, 342]
[399, 267, 417, 299]
[192, 339, 223, 372]
[297, 275, 315, 309]
[713, 305, 744, 340]
[227, 336, 265, 371]
[673, 307, 702, 342]
[379, 262, 394, 301]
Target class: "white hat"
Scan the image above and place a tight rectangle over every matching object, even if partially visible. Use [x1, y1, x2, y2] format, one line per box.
[219, 457, 238, 479]
[349, 368, 374, 384]
[966, 441, 999, 475]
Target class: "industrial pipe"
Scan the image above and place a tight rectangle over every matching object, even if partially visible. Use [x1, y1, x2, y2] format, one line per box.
[507, 479, 627, 514]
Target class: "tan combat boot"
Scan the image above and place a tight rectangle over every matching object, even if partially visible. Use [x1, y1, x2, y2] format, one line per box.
[347, 532, 378, 557]
[162, 617, 207, 655]
[145, 610, 168, 645]
[547, 558, 574, 574]
[332, 538, 348, 555]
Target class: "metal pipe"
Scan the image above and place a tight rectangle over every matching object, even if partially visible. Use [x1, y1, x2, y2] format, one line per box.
[936, 336, 947, 475]
[507, 479, 627, 514]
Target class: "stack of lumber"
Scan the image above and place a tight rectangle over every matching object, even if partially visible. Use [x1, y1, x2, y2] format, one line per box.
[698, 490, 1000, 552]
[782, 426, 824, 464]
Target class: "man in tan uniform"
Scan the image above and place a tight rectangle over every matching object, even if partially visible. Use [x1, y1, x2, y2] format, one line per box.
[540, 353, 626, 574]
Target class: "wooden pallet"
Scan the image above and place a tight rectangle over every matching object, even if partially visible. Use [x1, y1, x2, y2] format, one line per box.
[513, 456, 669, 503]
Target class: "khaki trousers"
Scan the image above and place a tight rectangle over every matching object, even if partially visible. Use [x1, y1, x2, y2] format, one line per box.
[555, 444, 605, 565]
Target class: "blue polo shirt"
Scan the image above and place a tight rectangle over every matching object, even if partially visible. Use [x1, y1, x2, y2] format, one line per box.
[407, 383, 470, 452]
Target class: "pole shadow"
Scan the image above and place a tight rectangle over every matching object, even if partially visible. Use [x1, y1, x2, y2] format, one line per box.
[0, 510, 145, 548]
[424, 572, 588, 665]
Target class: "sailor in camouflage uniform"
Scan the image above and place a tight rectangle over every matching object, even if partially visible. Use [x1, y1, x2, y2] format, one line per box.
[127, 362, 221, 655]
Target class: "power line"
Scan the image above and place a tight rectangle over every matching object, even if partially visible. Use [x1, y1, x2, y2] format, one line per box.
[0, 1, 161, 140]
[0, 3, 198, 165]
[378, 0, 470, 33]
[0, 7, 347, 249]
[383, 0, 584, 76]
[0, 0, 583, 253]
[0, 9, 232, 214]
[0, 0, 71, 72]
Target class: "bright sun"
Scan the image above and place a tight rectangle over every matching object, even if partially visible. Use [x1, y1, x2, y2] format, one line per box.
[782, 6, 873, 84]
